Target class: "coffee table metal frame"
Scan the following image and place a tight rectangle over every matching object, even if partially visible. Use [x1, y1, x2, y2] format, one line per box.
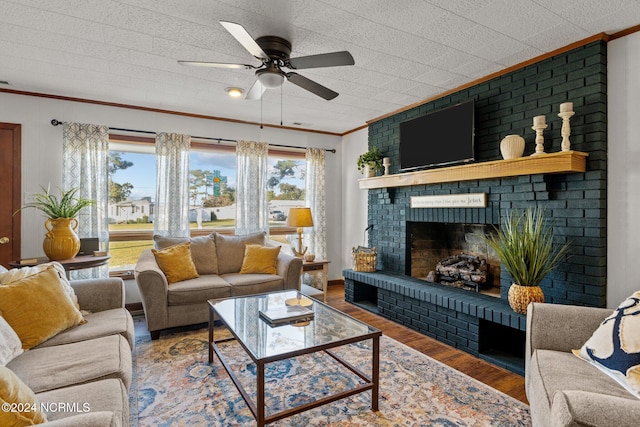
[208, 291, 381, 427]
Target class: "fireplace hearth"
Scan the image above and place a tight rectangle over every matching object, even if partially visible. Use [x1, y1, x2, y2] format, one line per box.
[343, 269, 527, 374]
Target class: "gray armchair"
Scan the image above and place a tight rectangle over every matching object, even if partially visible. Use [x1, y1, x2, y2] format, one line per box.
[526, 302, 640, 426]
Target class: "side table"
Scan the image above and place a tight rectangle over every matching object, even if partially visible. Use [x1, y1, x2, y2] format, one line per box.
[9, 254, 111, 278]
[299, 259, 330, 302]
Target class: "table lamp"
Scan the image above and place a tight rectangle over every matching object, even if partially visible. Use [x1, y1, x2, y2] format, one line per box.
[287, 207, 314, 258]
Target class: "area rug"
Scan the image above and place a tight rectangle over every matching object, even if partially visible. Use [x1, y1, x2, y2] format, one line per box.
[130, 325, 530, 426]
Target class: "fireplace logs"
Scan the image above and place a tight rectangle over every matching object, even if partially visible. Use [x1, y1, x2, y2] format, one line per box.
[430, 253, 490, 292]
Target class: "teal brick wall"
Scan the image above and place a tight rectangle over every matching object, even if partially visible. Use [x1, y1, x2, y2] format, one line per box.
[366, 41, 607, 307]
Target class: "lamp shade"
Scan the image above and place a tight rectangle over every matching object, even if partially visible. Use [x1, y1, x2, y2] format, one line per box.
[287, 207, 314, 228]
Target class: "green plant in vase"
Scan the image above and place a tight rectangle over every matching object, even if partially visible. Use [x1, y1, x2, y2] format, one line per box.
[483, 207, 570, 314]
[357, 147, 384, 177]
[18, 186, 95, 260]
[21, 186, 95, 218]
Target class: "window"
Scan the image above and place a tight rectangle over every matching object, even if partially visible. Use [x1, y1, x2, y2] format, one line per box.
[266, 151, 306, 246]
[266, 151, 306, 225]
[187, 146, 306, 228]
[108, 141, 156, 271]
[188, 145, 237, 229]
[107, 136, 306, 271]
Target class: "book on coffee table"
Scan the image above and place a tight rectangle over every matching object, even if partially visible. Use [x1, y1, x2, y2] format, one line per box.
[259, 304, 314, 326]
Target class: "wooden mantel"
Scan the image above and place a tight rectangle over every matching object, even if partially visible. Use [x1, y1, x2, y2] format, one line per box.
[358, 150, 588, 190]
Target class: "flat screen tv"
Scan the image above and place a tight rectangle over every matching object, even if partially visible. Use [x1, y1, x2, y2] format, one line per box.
[399, 100, 475, 171]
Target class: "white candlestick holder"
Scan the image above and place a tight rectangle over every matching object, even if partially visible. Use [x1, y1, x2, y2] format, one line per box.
[558, 110, 575, 151]
[531, 123, 548, 156]
[383, 157, 391, 175]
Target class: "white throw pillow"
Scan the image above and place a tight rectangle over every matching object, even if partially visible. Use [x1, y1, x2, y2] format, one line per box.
[573, 290, 640, 399]
[0, 316, 23, 365]
[0, 262, 80, 309]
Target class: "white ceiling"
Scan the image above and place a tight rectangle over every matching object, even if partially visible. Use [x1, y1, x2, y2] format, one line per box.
[1, 0, 638, 134]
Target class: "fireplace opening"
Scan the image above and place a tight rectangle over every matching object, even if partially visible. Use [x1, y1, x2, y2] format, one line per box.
[407, 222, 501, 297]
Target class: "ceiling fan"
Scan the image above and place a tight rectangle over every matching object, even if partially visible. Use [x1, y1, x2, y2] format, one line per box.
[178, 21, 355, 101]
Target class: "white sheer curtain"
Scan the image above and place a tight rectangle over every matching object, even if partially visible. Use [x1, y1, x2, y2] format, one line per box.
[154, 133, 191, 238]
[305, 147, 327, 259]
[62, 122, 109, 279]
[236, 140, 269, 235]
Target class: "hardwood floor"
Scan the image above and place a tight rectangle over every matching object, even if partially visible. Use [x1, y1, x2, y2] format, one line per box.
[325, 283, 528, 404]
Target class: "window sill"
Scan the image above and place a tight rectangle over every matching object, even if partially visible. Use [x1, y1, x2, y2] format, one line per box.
[109, 270, 135, 280]
[109, 226, 296, 240]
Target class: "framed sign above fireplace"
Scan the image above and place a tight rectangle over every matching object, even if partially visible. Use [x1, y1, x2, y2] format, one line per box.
[410, 193, 487, 208]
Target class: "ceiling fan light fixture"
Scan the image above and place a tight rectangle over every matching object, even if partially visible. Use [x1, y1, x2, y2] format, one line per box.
[225, 87, 244, 98]
[256, 68, 285, 89]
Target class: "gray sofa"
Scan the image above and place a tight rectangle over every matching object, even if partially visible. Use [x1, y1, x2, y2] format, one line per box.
[134, 231, 303, 339]
[526, 302, 640, 427]
[5, 277, 134, 427]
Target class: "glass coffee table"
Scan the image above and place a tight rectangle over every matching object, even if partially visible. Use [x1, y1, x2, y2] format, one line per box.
[208, 290, 381, 427]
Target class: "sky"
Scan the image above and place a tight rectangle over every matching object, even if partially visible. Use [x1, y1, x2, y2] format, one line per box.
[110, 150, 305, 201]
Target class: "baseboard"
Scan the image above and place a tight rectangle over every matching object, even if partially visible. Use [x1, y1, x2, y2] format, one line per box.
[328, 279, 344, 287]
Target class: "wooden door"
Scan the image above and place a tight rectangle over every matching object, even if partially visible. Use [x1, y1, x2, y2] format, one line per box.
[0, 123, 21, 268]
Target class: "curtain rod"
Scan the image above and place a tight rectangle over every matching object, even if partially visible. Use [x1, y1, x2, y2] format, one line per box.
[50, 119, 336, 153]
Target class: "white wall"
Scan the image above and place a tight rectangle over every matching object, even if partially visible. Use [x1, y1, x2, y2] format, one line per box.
[0, 91, 344, 297]
[339, 128, 369, 273]
[607, 32, 640, 308]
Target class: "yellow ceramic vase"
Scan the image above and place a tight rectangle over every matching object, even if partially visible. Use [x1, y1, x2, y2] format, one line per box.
[508, 283, 544, 315]
[43, 217, 81, 260]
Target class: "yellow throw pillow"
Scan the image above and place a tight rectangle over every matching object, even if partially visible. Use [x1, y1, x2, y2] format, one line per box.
[154, 234, 218, 274]
[0, 365, 47, 425]
[239, 244, 281, 275]
[0, 266, 84, 350]
[152, 242, 200, 284]
[215, 231, 267, 274]
[0, 262, 80, 310]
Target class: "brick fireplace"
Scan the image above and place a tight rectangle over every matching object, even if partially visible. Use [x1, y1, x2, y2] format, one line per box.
[343, 40, 607, 374]
[362, 40, 607, 307]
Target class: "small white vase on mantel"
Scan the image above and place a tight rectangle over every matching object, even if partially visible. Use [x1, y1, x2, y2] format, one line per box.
[500, 135, 525, 160]
[365, 163, 377, 177]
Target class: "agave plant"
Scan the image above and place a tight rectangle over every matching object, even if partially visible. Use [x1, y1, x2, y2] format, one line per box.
[19, 186, 95, 219]
[484, 207, 570, 287]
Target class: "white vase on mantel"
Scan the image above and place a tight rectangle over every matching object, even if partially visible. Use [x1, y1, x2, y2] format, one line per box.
[365, 163, 377, 177]
[500, 135, 525, 160]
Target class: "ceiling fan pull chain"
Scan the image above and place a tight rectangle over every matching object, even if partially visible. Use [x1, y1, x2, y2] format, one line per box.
[260, 94, 264, 130]
[281, 84, 283, 126]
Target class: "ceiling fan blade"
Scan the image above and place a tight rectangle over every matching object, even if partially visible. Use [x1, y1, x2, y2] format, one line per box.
[220, 21, 269, 60]
[286, 72, 339, 100]
[178, 60, 254, 69]
[245, 79, 266, 100]
[288, 51, 354, 69]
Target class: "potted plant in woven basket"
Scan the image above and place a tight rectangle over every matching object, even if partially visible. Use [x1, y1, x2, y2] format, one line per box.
[483, 207, 570, 314]
[18, 186, 95, 261]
